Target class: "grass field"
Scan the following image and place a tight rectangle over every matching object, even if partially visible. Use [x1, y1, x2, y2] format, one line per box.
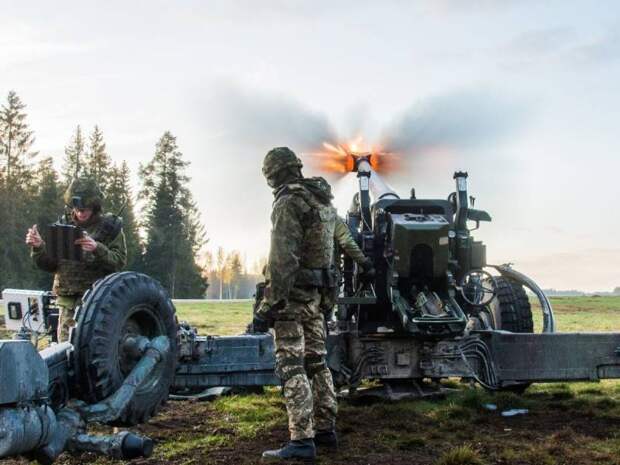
[3, 296, 620, 465]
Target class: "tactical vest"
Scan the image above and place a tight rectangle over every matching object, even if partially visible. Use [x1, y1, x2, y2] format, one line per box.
[276, 183, 337, 287]
[53, 213, 122, 296]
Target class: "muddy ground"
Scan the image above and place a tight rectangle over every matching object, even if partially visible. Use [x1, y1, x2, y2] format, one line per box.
[5, 382, 620, 465]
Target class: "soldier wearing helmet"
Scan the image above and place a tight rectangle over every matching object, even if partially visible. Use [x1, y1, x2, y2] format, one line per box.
[25, 176, 127, 341]
[259, 147, 340, 462]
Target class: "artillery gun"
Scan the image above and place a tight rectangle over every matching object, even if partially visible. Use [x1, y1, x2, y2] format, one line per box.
[325, 152, 558, 396]
[2, 156, 620, 462]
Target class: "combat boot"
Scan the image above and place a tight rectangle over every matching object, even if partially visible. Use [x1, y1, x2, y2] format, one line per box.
[261, 439, 316, 462]
[314, 430, 338, 449]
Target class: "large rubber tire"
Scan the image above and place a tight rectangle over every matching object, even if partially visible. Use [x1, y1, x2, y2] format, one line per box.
[489, 277, 533, 393]
[72, 272, 178, 425]
[490, 277, 533, 333]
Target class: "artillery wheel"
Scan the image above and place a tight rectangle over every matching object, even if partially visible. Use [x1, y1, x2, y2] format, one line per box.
[490, 277, 533, 333]
[489, 276, 533, 393]
[72, 272, 178, 425]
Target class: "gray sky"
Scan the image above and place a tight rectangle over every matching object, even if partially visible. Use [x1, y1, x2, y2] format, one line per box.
[2, 0, 619, 291]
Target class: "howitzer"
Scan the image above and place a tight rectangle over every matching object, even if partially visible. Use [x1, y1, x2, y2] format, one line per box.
[325, 153, 562, 394]
[2, 157, 620, 462]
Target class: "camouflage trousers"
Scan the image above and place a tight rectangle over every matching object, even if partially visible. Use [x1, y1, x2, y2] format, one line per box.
[56, 295, 80, 342]
[273, 289, 338, 441]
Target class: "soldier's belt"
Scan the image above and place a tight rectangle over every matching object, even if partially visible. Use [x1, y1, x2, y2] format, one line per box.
[294, 268, 338, 288]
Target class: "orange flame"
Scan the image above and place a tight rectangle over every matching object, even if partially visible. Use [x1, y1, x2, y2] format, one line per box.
[304, 137, 401, 175]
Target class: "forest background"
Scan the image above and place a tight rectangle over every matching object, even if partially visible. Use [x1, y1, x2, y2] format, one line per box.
[0, 90, 262, 299]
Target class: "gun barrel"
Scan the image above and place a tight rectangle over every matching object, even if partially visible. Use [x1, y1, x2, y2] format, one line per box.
[357, 158, 399, 202]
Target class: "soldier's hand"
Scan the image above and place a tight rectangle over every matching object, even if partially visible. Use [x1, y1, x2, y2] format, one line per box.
[251, 315, 271, 333]
[75, 233, 98, 252]
[26, 224, 44, 248]
[255, 300, 274, 321]
[360, 258, 376, 282]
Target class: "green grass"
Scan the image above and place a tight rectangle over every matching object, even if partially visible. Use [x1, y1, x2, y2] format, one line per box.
[175, 301, 252, 336]
[533, 295, 620, 332]
[3, 294, 619, 340]
[0, 300, 254, 340]
[212, 389, 286, 438]
[158, 434, 230, 460]
[435, 445, 484, 465]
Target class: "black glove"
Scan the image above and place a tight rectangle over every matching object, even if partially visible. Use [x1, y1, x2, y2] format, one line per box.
[254, 299, 286, 327]
[251, 315, 271, 333]
[360, 258, 376, 282]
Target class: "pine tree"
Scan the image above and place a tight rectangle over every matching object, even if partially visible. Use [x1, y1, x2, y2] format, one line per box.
[85, 125, 111, 192]
[0, 91, 37, 185]
[228, 251, 243, 298]
[107, 161, 141, 269]
[216, 247, 226, 299]
[62, 125, 85, 185]
[32, 157, 63, 288]
[0, 91, 39, 288]
[139, 132, 207, 298]
[33, 157, 63, 226]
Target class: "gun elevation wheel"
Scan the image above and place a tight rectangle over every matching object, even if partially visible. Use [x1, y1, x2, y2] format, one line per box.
[72, 272, 178, 425]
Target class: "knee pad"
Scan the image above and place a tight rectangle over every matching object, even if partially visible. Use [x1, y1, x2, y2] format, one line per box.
[276, 355, 306, 381]
[304, 354, 327, 379]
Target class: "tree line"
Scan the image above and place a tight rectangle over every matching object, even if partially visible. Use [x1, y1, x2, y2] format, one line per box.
[201, 248, 265, 300]
[0, 91, 207, 298]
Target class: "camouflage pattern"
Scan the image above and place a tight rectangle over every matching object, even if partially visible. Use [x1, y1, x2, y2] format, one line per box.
[262, 147, 303, 181]
[31, 212, 127, 341]
[273, 292, 337, 440]
[265, 177, 337, 307]
[263, 148, 338, 441]
[311, 365, 338, 432]
[63, 176, 104, 210]
[334, 217, 366, 265]
[32, 212, 127, 296]
[321, 217, 369, 313]
[56, 295, 79, 342]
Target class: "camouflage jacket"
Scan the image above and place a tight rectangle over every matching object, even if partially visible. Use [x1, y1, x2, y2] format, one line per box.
[334, 217, 366, 266]
[32, 212, 127, 296]
[265, 177, 337, 307]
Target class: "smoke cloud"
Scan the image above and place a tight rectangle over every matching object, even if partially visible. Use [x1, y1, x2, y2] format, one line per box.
[381, 88, 529, 154]
[194, 84, 531, 262]
[194, 84, 338, 260]
[203, 83, 336, 154]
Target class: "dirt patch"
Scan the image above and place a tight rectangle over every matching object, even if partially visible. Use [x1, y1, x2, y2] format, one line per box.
[4, 390, 620, 465]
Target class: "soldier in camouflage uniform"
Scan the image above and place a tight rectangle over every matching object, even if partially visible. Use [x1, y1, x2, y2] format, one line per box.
[251, 220, 374, 332]
[259, 147, 340, 462]
[25, 177, 127, 342]
[321, 213, 375, 319]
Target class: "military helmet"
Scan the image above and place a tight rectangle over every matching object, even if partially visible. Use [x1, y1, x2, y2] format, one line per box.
[64, 176, 103, 210]
[262, 147, 303, 180]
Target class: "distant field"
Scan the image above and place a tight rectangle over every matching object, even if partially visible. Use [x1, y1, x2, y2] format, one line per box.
[3, 295, 620, 340]
[175, 300, 253, 335]
[4, 296, 620, 465]
[532, 295, 620, 332]
[178, 295, 620, 335]
[0, 300, 253, 341]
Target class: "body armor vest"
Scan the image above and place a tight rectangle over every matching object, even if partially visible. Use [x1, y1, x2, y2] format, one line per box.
[53, 213, 122, 296]
[276, 182, 337, 272]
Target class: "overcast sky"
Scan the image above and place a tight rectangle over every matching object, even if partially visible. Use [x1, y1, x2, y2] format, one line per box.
[2, 0, 619, 291]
